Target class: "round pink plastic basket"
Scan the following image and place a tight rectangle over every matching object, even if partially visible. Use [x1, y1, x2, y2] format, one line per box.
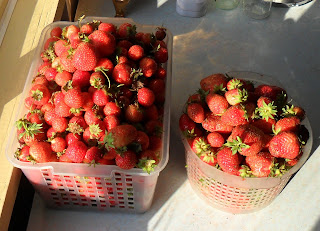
[181, 71, 313, 214]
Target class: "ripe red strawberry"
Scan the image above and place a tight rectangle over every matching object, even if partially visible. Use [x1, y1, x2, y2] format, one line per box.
[117, 39, 133, 50]
[103, 102, 121, 116]
[59, 153, 73, 162]
[117, 23, 136, 39]
[226, 78, 246, 90]
[44, 108, 60, 125]
[274, 116, 300, 134]
[115, 150, 137, 170]
[155, 66, 167, 79]
[88, 30, 116, 57]
[112, 63, 132, 85]
[225, 88, 248, 106]
[44, 37, 58, 50]
[50, 26, 62, 38]
[148, 78, 165, 95]
[80, 23, 93, 35]
[103, 115, 120, 131]
[83, 146, 102, 164]
[105, 124, 138, 148]
[82, 92, 95, 111]
[63, 25, 80, 39]
[84, 109, 101, 125]
[148, 135, 163, 151]
[72, 42, 97, 71]
[65, 140, 88, 163]
[179, 113, 196, 132]
[200, 73, 227, 92]
[95, 58, 114, 75]
[154, 47, 168, 63]
[102, 147, 117, 160]
[202, 114, 233, 134]
[226, 124, 265, 156]
[90, 71, 106, 88]
[60, 52, 77, 73]
[269, 131, 300, 159]
[67, 116, 87, 134]
[187, 103, 205, 123]
[221, 104, 249, 127]
[54, 101, 72, 117]
[216, 147, 241, 176]
[44, 67, 58, 81]
[51, 136, 67, 153]
[64, 88, 84, 109]
[137, 87, 155, 107]
[254, 84, 286, 101]
[55, 71, 72, 87]
[72, 70, 91, 88]
[29, 141, 56, 163]
[207, 132, 225, 148]
[92, 88, 110, 106]
[41, 102, 54, 114]
[29, 84, 51, 106]
[200, 148, 218, 166]
[54, 39, 70, 57]
[245, 151, 275, 177]
[251, 118, 276, 134]
[32, 76, 49, 87]
[135, 131, 150, 151]
[206, 93, 229, 115]
[69, 33, 81, 49]
[155, 27, 166, 41]
[98, 22, 116, 34]
[128, 45, 144, 61]
[145, 104, 159, 120]
[139, 57, 157, 78]
[15, 145, 30, 162]
[257, 96, 272, 108]
[38, 62, 51, 75]
[125, 104, 144, 123]
[65, 132, 82, 146]
[52, 91, 64, 105]
[26, 111, 45, 125]
[52, 117, 68, 133]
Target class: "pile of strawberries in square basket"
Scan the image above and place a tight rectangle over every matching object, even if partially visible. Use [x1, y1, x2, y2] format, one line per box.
[15, 18, 169, 173]
[180, 73, 310, 177]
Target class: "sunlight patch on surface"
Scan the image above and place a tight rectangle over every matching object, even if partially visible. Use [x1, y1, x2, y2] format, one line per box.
[157, 0, 169, 8]
[284, 0, 315, 22]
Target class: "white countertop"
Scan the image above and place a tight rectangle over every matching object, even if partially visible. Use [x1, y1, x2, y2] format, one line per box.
[27, 0, 320, 230]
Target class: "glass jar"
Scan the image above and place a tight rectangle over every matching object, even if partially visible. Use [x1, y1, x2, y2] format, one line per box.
[216, 0, 240, 10]
[243, 0, 272, 19]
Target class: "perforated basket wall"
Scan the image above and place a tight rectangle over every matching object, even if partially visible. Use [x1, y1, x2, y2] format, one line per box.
[22, 167, 159, 213]
[185, 149, 290, 214]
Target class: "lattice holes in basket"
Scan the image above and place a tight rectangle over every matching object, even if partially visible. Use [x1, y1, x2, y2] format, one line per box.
[186, 151, 290, 213]
[40, 169, 135, 210]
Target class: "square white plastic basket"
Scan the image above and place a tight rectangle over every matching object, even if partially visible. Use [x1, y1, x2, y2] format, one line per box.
[5, 17, 172, 213]
[181, 71, 313, 214]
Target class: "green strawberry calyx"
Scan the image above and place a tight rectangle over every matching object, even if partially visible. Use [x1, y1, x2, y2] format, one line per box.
[102, 132, 115, 151]
[194, 138, 210, 155]
[89, 124, 102, 138]
[228, 79, 244, 90]
[16, 119, 43, 140]
[256, 101, 277, 122]
[137, 158, 157, 174]
[224, 136, 250, 154]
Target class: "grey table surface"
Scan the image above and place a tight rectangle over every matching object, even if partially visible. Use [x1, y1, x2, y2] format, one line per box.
[27, 0, 320, 230]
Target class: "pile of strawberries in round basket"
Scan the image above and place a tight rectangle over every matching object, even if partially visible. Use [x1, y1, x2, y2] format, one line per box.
[15, 18, 169, 173]
[179, 73, 310, 177]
